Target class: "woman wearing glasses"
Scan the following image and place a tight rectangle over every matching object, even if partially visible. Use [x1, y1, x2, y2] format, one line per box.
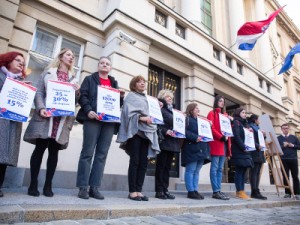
[0, 51, 27, 197]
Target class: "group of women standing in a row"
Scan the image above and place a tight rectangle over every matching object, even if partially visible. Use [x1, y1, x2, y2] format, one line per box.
[0, 50, 267, 201]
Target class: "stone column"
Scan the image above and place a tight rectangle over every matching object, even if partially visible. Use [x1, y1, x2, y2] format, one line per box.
[228, 0, 248, 58]
[255, 0, 274, 77]
[181, 0, 201, 27]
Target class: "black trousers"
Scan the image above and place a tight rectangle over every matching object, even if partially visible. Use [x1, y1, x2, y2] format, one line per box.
[127, 135, 149, 193]
[29, 138, 61, 188]
[155, 150, 174, 192]
[250, 162, 262, 191]
[282, 159, 300, 195]
[0, 164, 7, 188]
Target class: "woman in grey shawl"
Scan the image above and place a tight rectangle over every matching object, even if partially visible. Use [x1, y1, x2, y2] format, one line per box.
[117, 75, 160, 201]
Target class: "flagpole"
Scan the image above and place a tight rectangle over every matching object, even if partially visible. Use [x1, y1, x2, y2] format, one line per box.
[263, 61, 282, 75]
[229, 42, 236, 49]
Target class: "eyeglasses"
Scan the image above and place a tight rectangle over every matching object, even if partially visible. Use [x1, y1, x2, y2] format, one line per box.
[14, 58, 25, 67]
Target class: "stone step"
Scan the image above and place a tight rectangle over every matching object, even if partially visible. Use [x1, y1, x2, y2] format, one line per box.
[174, 182, 279, 192]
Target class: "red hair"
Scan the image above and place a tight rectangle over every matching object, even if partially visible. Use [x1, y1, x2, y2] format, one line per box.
[0, 51, 26, 78]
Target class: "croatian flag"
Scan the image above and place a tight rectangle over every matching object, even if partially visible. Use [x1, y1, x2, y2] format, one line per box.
[278, 43, 300, 74]
[236, 6, 285, 51]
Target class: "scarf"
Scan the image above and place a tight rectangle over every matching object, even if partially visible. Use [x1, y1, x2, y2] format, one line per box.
[1, 66, 22, 79]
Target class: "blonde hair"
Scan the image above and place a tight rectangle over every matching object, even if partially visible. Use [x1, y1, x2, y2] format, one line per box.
[47, 48, 75, 74]
[157, 89, 174, 100]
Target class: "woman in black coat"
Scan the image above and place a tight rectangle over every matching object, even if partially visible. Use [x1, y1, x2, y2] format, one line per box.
[181, 103, 210, 200]
[155, 89, 180, 200]
[231, 107, 253, 200]
[248, 114, 267, 200]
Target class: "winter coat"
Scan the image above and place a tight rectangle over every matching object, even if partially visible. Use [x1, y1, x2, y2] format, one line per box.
[157, 99, 180, 153]
[0, 70, 22, 166]
[181, 116, 211, 167]
[75, 72, 123, 123]
[278, 134, 300, 160]
[230, 117, 253, 168]
[23, 67, 79, 150]
[249, 122, 266, 163]
[207, 108, 232, 157]
[116, 91, 160, 158]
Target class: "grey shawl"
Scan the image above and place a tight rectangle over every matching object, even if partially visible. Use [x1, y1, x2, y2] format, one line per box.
[116, 92, 160, 157]
[23, 67, 79, 150]
[0, 70, 22, 166]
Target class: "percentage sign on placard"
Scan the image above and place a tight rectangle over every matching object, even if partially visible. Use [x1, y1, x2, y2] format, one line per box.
[62, 97, 68, 102]
[16, 101, 24, 108]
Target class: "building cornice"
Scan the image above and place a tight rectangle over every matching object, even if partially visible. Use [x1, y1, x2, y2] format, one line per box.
[270, 0, 300, 42]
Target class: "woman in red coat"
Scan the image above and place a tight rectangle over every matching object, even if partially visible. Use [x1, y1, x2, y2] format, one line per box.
[207, 95, 232, 200]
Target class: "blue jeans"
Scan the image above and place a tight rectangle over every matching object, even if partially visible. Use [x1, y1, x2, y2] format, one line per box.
[210, 156, 226, 192]
[184, 159, 204, 192]
[76, 120, 115, 188]
[235, 166, 247, 191]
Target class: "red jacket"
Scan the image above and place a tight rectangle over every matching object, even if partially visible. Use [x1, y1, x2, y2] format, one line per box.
[207, 108, 232, 157]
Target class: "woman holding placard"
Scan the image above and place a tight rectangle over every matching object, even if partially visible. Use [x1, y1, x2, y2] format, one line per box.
[154, 89, 181, 200]
[0, 52, 27, 197]
[248, 114, 267, 200]
[207, 95, 231, 200]
[181, 103, 210, 200]
[117, 75, 160, 201]
[231, 108, 254, 200]
[24, 48, 80, 197]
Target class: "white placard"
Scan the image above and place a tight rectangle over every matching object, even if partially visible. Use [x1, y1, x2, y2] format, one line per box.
[0, 78, 36, 122]
[172, 109, 185, 138]
[146, 95, 164, 124]
[258, 129, 266, 151]
[219, 113, 234, 137]
[97, 86, 120, 122]
[46, 80, 75, 116]
[244, 128, 256, 151]
[197, 117, 214, 142]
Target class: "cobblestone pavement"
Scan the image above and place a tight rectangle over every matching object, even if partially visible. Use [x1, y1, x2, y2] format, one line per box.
[14, 206, 300, 225]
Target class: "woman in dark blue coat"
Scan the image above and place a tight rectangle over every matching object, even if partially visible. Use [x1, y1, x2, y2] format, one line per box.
[231, 108, 253, 200]
[155, 89, 180, 200]
[248, 114, 267, 200]
[181, 103, 210, 200]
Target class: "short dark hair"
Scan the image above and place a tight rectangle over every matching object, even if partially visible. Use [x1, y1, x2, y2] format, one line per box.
[129, 75, 146, 91]
[281, 123, 289, 128]
[99, 56, 111, 64]
[249, 114, 258, 123]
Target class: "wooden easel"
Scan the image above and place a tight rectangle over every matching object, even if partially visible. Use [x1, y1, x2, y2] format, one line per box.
[265, 132, 295, 199]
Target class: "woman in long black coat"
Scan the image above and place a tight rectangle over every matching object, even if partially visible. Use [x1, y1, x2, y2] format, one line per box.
[231, 108, 253, 200]
[155, 89, 180, 200]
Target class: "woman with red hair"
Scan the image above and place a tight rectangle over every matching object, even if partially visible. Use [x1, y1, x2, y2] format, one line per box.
[0, 51, 26, 197]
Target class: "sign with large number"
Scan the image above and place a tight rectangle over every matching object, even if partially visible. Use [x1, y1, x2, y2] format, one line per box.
[219, 113, 234, 137]
[146, 95, 164, 124]
[97, 86, 120, 122]
[244, 128, 256, 151]
[172, 109, 185, 138]
[0, 78, 36, 122]
[197, 117, 214, 142]
[46, 80, 75, 116]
